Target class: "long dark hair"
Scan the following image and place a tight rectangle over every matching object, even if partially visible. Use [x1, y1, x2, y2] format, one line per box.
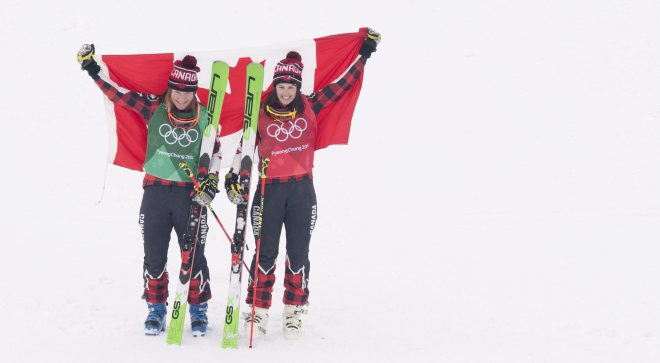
[262, 86, 306, 114]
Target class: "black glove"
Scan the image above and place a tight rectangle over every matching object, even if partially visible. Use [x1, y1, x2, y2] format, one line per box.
[193, 173, 219, 206]
[77, 44, 101, 78]
[224, 171, 243, 204]
[359, 28, 381, 59]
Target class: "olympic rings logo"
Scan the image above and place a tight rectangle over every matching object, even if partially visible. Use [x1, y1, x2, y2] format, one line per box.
[266, 118, 308, 142]
[158, 124, 199, 147]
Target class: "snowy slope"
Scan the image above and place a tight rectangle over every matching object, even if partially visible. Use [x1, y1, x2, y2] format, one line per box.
[1, 0, 659, 362]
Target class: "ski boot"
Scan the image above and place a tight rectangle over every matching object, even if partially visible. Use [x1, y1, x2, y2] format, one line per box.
[283, 304, 308, 340]
[144, 302, 167, 336]
[189, 302, 208, 337]
[243, 305, 269, 338]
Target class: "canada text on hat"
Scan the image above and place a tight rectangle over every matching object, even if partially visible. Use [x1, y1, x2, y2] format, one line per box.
[272, 51, 303, 87]
[168, 55, 200, 92]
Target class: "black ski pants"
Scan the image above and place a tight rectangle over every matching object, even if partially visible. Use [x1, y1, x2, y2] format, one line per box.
[139, 185, 211, 304]
[246, 178, 317, 308]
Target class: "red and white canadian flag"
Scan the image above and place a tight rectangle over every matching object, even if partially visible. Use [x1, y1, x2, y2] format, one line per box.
[97, 28, 369, 171]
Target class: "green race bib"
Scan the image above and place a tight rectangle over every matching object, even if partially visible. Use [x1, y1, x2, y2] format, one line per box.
[144, 104, 208, 181]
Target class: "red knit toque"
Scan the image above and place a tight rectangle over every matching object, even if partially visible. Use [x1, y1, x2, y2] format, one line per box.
[272, 51, 304, 87]
[168, 55, 200, 92]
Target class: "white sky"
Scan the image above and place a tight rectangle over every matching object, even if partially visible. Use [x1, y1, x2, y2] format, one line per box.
[1, 1, 659, 362]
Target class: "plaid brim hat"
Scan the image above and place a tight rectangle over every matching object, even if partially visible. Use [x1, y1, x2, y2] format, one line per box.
[272, 51, 303, 87]
[168, 55, 200, 92]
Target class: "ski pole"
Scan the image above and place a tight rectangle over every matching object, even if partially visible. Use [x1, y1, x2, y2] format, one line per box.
[249, 157, 269, 348]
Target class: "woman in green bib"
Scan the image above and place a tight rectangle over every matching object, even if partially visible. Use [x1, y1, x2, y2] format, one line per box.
[77, 45, 220, 337]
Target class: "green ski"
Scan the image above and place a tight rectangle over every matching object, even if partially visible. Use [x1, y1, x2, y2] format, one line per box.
[166, 60, 229, 345]
[222, 62, 264, 348]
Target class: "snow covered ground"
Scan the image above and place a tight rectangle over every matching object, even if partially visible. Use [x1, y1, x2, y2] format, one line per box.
[1, 0, 659, 362]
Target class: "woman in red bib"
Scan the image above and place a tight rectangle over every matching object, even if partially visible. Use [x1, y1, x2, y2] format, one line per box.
[224, 29, 381, 340]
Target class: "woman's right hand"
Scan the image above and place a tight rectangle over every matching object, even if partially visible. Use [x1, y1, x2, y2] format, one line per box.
[77, 44, 100, 77]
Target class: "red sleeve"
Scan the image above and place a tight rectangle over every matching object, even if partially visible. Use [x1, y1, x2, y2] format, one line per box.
[307, 56, 366, 115]
[93, 76, 161, 122]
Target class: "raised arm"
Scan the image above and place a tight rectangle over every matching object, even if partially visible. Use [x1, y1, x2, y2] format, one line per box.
[307, 28, 381, 115]
[77, 44, 161, 122]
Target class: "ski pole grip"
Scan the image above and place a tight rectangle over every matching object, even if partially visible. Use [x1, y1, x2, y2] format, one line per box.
[179, 162, 192, 176]
[260, 158, 269, 179]
[179, 162, 200, 189]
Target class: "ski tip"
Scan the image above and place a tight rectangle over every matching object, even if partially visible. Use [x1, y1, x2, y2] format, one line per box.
[221, 341, 238, 349]
[166, 327, 184, 345]
[166, 337, 182, 345]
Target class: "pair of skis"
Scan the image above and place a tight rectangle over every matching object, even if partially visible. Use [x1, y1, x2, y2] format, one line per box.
[165, 60, 264, 347]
